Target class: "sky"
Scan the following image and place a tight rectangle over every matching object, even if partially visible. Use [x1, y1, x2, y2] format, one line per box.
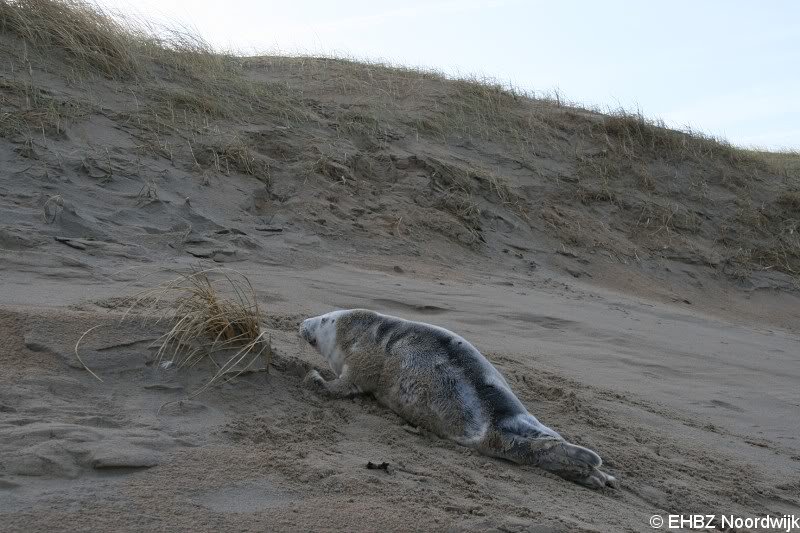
[95, 0, 800, 150]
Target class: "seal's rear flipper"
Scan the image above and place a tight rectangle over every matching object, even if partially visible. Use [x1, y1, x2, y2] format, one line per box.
[482, 433, 617, 489]
[579, 469, 617, 489]
[535, 440, 617, 489]
[561, 442, 602, 468]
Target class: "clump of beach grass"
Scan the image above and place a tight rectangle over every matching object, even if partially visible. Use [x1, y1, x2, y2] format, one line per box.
[76, 268, 272, 396]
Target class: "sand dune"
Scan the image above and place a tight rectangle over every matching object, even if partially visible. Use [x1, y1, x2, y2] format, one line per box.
[2, 262, 799, 531]
[1, 1, 799, 531]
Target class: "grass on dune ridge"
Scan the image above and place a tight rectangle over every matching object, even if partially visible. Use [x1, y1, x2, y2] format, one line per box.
[0, 0, 793, 160]
[1, 0, 799, 280]
[1, 0, 795, 157]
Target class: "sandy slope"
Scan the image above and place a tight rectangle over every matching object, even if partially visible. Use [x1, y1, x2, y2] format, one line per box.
[1, 246, 799, 531]
[1, 6, 800, 529]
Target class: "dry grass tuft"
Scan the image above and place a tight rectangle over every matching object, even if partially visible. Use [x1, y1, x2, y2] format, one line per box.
[201, 135, 271, 181]
[635, 199, 700, 235]
[593, 109, 764, 169]
[777, 190, 800, 211]
[0, 78, 85, 139]
[434, 186, 481, 229]
[0, 0, 235, 80]
[750, 150, 800, 178]
[416, 77, 551, 151]
[0, 0, 141, 77]
[76, 268, 272, 396]
[42, 193, 63, 222]
[1, 0, 307, 125]
[125, 269, 271, 390]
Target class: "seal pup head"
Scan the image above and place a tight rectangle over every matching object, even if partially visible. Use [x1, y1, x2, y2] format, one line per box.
[300, 309, 357, 373]
[300, 311, 342, 354]
[299, 309, 380, 375]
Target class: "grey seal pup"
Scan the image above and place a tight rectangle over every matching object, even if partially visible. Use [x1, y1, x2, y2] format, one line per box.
[299, 309, 616, 489]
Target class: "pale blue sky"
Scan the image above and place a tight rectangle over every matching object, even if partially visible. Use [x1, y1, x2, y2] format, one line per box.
[98, 0, 799, 149]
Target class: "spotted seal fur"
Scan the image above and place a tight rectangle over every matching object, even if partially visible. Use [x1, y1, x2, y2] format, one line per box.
[299, 309, 616, 489]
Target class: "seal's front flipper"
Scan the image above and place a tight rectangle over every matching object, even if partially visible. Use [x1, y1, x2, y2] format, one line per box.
[303, 369, 362, 398]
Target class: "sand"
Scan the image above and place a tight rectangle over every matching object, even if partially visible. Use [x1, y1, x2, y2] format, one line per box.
[1, 13, 800, 530]
[1, 242, 799, 532]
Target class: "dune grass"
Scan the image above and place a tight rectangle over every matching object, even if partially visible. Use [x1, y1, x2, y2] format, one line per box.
[2, 0, 798, 280]
[1, 0, 307, 126]
[0, 0, 236, 79]
[76, 269, 272, 396]
[0, 0, 142, 77]
[123, 269, 272, 390]
[1, 0, 782, 170]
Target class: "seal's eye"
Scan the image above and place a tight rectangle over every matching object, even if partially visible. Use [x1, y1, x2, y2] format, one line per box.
[321, 318, 327, 324]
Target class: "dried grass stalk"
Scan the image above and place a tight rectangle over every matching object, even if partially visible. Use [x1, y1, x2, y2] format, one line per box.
[76, 268, 272, 396]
